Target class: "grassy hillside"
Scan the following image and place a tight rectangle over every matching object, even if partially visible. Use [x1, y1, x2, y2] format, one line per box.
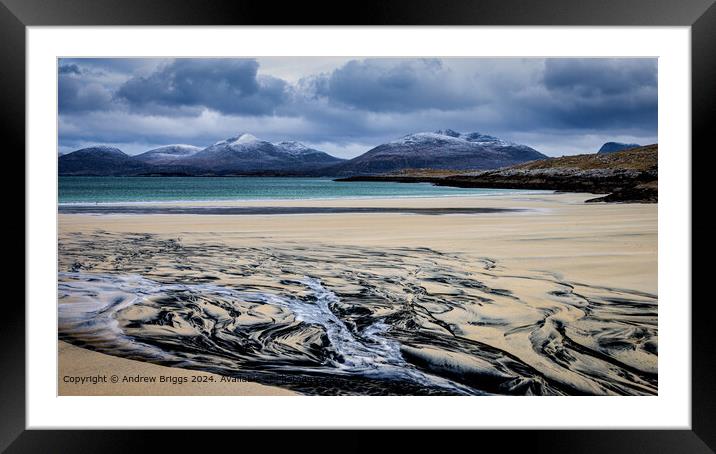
[514, 144, 657, 172]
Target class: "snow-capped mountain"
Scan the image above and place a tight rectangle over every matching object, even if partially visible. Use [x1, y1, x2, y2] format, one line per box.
[598, 142, 641, 154]
[327, 129, 546, 176]
[181, 133, 345, 173]
[274, 141, 347, 165]
[59, 134, 346, 175]
[58, 130, 545, 176]
[132, 144, 202, 164]
[275, 141, 319, 156]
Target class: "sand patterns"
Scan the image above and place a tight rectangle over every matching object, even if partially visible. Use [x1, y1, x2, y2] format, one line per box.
[58, 232, 657, 395]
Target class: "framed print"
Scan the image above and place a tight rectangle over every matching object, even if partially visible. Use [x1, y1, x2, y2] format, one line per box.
[6, 0, 714, 450]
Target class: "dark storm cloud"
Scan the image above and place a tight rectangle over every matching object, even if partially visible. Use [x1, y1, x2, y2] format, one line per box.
[59, 64, 81, 75]
[116, 58, 289, 115]
[544, 59, 657, 96]
[57, 57, 658, 157]
[305, 58, 482, 112]
[301, 57, 657, 131]
[533, 58, 658, 130]
[58, 70, 113, 113]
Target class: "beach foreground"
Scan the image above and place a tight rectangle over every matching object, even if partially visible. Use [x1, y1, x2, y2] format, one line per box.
[59, 341, 296, 395]
[58, 193, 657, 396]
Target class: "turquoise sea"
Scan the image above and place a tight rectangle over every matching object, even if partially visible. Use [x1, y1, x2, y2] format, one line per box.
[59, 176, 540, 204]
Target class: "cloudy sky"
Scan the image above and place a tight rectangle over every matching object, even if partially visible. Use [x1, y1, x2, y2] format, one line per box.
[58, 57, 657, 158]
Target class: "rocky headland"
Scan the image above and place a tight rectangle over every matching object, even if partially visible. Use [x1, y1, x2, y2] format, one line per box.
[337, 144, 658, 203]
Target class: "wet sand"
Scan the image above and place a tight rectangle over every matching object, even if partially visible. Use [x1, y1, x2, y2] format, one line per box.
[59, 341, 296, 395]
[58, 192, 657, 395]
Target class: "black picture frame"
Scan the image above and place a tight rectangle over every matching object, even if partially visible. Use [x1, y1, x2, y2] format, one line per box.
[5, 0, 713, 450]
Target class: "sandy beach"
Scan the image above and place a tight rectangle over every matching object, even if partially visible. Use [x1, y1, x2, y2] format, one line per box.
[58, 192, 657, 396]
[59, 340, 296, 395]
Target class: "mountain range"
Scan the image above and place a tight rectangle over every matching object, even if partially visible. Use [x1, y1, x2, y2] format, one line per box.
[58, 135, 345, 176]
[326, 129, 546, 176]
[58, 130, 546, 176]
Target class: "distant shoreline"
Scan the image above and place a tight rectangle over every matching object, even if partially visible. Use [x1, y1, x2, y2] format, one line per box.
[58, 205, 529, 216]
[334, 173, 656, 203]
[58, 176, 545, 205]
[59, 173, 340, 178]
[336, 145, 658, 204]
